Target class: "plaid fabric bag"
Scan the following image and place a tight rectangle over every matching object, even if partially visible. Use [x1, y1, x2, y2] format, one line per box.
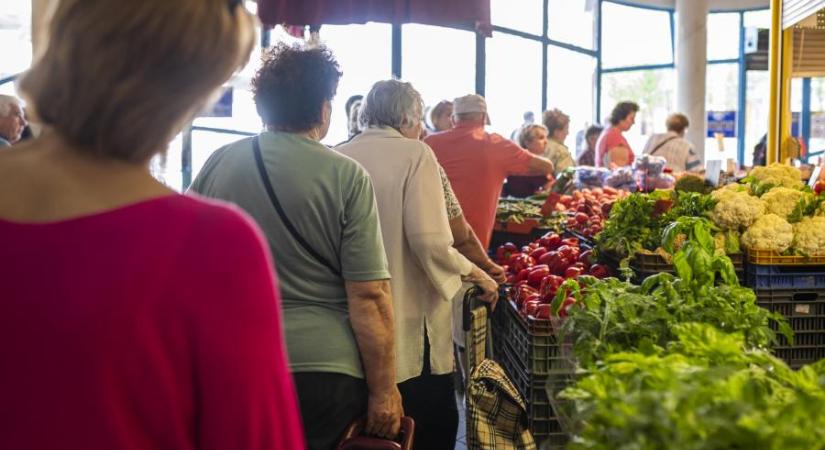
[466, 359, 536, 450]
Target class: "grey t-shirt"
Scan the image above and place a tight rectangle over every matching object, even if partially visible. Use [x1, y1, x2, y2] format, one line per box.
[189, 131, 391, 378]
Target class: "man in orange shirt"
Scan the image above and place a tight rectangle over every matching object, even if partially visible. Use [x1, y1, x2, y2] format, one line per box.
[425, 94, 555, 249]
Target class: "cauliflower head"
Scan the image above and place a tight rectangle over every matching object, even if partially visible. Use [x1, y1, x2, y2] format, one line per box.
[748, 163, 804, 191]
[742, 213, 794, 253]
[711, 183, 750, 201]
[761, 187, 807, 219]
[792, 216, 825, 256]
[711, 190, 766, 230]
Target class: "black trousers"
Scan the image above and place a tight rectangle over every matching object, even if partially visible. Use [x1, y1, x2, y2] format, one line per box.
[293, 372, 368, 450]
[397, 335, 459, 450]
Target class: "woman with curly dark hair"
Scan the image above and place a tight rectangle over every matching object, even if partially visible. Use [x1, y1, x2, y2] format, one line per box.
[190, 43, 402, 450]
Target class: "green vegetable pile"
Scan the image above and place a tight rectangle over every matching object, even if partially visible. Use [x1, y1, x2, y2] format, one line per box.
[496, 198, 566, 229]
[594, 190, 728, 274]
[559, 323, 825, 450]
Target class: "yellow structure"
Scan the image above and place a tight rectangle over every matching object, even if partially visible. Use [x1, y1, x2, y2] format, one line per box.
[769, 0, 825, 163]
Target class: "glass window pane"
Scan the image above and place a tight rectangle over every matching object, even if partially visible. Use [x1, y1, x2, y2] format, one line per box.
[491, 0, 543, 35]
[809, 78, 825, 159]
[547, 46, 596, 152]
[705, 63, 739, 163]
[486, 34, 542, 139]
[744, 70, 770, 166]
[601, 69, 676, 152]
[320, 23, 392, 145]
[602, 3, 673, 69]
[0, 1, 32, 81]
[707, 13, 740, 61]
[744, 9, 771, 29]
[402, 24, 475, 108]
[548, 0, 596, 50]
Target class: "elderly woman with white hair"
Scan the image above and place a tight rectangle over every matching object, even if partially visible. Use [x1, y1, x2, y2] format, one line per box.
[337, 79, 497, 450]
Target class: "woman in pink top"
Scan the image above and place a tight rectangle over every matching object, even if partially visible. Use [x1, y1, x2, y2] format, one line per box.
[595, 101, 639, 168]
[0, 1, 304, 450]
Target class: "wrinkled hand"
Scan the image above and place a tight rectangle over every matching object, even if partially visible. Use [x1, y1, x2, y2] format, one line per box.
[365, 386, 403, 439]
[466, 266, 499, 310]
[484, 262, 507, 284]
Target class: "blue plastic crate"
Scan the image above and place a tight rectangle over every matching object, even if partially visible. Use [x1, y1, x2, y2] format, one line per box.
[746, 264, 825, 290]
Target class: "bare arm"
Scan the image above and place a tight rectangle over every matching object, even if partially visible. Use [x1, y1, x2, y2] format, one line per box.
[345, 279, 403, 439]
[527, 155, 555, 175]
[449, 214, 506, 283]
[608, 145, 632, 167]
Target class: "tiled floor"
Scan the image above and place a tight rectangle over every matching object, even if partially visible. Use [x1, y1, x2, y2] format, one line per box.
[455, 392, 467, 450]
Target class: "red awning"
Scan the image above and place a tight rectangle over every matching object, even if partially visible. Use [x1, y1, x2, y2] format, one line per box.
[257, 0, 492, 36]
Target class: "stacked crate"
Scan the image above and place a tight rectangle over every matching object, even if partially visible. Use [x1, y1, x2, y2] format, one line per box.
[496, 300, 574, 449]
[745, 250, 825, 368]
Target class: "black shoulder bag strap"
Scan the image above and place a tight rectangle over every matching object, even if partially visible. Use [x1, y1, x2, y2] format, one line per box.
[252, 136, 342, 277]
[649, 135, 679, 156]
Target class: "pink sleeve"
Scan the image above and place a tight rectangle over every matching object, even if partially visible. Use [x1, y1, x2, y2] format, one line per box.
[493, 135, 534, 175]
[190, 208, 305, 450]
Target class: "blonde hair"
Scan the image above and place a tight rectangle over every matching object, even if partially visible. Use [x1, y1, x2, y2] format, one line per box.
[20, 0, 254, 163]
[518, 124, 547, 149]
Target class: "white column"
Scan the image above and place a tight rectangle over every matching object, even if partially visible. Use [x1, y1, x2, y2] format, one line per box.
[675, 0, 709, 163]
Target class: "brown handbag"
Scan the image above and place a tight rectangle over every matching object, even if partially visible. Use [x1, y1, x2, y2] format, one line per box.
[335, 416, 415, 450]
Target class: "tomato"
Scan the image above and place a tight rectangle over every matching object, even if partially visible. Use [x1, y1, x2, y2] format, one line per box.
[529, 246, 548, 261]
[535, 303, 553, 320]
[564, 266, 583, 279]
[510, 254, 536, 273]
[527, 265, 551, 288]
[574, 212, 589, 224]
[496, 242, 518, 264]
[562, 237, 579, 248]
[578, 250, 593, 267]
[523, 299, 541, 316]
[538, 251, 557, 266]
[539, 274, 565, 299]
[588, 263, 609, 279]
[558, 297, 577, 318]
[539, 233, 562, 250]
[551, 256, 571, 276]
[516, 268, 531, 282]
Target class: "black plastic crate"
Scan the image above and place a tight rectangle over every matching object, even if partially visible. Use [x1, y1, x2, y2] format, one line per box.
[746, 264, 825, 290]
[632, 252, 745, 284]
[755, 289, 825, 368]
[502, 300, 574, 375]
[499, 345, 570, 449]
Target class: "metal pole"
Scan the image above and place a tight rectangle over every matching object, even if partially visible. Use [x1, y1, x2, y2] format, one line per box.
[737, 11, 747, 167]
[181, 124, 193, 191]
[476, 31, 486, 96]
[802, 77, 812, 153]
[595, 0, 603, 123]
[392, 24, 402, 79]
[542, 0, 549, 112]
[767, 0, 783, 163]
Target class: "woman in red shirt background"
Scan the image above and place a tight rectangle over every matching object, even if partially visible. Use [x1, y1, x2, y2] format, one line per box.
[0, 1, 305, 449]
[595, 101, 639, 168]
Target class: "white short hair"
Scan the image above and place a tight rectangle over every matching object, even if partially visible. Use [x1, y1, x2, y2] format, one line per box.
[358, 79, 423, 131]
[0, 95, 21, 116]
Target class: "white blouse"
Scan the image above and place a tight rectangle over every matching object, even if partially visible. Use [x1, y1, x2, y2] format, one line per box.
[337, 126, 473, 382]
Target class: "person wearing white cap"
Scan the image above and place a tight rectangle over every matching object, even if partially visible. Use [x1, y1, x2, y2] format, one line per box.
[424, 94, 555, 249]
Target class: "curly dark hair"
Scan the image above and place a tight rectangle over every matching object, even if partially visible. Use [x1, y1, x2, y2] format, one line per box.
[253, 43, 342, 131]
[609, 101, 639, 126]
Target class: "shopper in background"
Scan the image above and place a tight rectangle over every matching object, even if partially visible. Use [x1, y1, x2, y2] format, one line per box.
[0, 1, 305, 449]
[0, 95, 27, 147]
[190, 44, 402, 449]
[642, 113, 701, 172]
[503, 124, 552, 197]
[510, 110, 535, 140]
[428, 100, 453, 133]
[596, 101, 639, 168]
[339, 79, 497, 450]
[345, 94, 363, 136]
[542, 108, 576, 176]
[425, 94, 555, 249]
[577, 125, 603, 166]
